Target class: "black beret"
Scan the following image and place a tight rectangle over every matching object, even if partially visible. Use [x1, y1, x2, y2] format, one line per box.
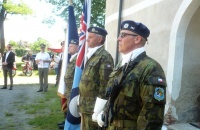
[69, 39, 79, 45]
[40, 44, 46, 48]
[88, 26, 108, 37]
[121, 20, 150, 40]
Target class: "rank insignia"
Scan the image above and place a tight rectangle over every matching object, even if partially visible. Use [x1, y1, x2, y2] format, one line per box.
[130, 26, 135, 30]
[154, 87, 165, 101]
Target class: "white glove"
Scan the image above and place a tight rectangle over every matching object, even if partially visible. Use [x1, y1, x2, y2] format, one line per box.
[92, 113, 98, 122]
[92, 97, 107, 122]
[97, 111, 104, 127]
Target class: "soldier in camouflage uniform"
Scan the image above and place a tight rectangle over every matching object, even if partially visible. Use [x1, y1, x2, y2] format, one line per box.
[57, 39, 79, 129]
[96, 20, 167, 130]
[64, 39, 79, 102]
[79, 27, 114, 130]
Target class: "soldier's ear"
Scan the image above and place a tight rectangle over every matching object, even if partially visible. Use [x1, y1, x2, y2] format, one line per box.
[96, 36, 101, 43]
[134, 36, 142, 44]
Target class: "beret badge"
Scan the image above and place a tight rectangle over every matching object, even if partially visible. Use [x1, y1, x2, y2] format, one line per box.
[92, 28, 96, 32]
[124, 23, 129, 29]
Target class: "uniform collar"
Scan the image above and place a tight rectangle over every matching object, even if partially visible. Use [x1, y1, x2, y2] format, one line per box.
[121, 47, 145, 66]
[87, 45, 103, 60]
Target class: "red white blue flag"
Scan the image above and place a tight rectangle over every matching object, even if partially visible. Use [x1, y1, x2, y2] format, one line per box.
[64, 0, 91, 130]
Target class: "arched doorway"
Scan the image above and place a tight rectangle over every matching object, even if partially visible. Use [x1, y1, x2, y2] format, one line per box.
[167, 0, 200, 122]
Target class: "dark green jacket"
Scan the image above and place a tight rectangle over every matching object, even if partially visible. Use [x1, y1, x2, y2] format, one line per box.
[64, 55, 77, 100]
[107, 52, 166, 130]
[79, 46, 114, 114]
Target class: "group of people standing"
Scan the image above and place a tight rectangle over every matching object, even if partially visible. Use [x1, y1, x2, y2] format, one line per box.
[57, 20, 167, 130]
[1, 19, 167, 130]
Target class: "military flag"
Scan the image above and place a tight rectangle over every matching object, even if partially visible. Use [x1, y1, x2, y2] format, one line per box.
[57, 5, 79, 113]
[64, 0, 91, 130]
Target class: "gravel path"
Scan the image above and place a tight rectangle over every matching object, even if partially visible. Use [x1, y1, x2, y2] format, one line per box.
[0, 75, 56, 130]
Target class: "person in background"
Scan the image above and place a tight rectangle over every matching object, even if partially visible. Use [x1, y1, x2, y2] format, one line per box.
[49, 57, 55, 74]
[26, 51, 32, 61]
[95, 20, 167, 130]
[55, 41, 65, 87]
[35, 44, 51, 92]
[53, 53, 60, 84]
[22, 51, 33, 71]
[78, 27, 114, 130]
[1, 44, 15, 90]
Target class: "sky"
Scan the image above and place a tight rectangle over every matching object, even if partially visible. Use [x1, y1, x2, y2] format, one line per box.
[4, 0, 66, 45]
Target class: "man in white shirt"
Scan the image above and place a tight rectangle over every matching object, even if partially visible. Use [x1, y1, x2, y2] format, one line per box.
[53, 54, 60, 76]
[35, 44, 51, 92]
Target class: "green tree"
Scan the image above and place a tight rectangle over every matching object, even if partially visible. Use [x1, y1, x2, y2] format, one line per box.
[0, 0, 32, 54]
[44, 0, 106, 28]
[9, 40, 17, 47]
[30, 38, 49, 52]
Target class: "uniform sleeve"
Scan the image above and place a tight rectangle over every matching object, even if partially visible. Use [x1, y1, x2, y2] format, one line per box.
[137, 64, 166, 130]
[98, 55, 114, 99]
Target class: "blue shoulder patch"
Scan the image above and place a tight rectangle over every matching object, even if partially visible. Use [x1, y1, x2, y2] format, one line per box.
[154, 87, 165, 101]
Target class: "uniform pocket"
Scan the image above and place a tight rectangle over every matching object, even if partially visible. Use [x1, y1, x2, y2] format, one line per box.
[84, 59, 100, 76]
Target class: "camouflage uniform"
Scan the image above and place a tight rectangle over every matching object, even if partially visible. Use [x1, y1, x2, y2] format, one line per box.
[79, 46, 114, 130]
[107, 52, 166, 130]
[64, 55, 77, 105]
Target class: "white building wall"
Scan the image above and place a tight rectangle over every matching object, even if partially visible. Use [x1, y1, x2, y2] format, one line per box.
[105, 0, 200, 123]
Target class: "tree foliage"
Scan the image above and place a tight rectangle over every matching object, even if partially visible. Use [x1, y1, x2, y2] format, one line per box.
[3, 2, 32, 14]
[30, 38, 50, 52]
[9, 40, 18, 47]
[0, 0, 32, 54]
[44, 0, 106, 28]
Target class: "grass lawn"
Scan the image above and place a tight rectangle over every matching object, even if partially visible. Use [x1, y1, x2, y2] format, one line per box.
[1, 57, 63, 129]
[26, 86, 64, 130]
[5, 85, 64, 130]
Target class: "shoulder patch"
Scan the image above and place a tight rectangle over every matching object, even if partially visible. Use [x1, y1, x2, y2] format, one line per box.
[154, 87, 165, 101]
[148, 77, 166, 87]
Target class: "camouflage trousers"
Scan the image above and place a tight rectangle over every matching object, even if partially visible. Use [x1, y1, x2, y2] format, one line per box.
[81, 113, 98, 130]
[107, 120, 137, 130]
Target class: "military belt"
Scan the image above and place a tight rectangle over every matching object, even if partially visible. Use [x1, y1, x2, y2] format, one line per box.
[111, 120, 137, 128]
[80, 92, 95, 97]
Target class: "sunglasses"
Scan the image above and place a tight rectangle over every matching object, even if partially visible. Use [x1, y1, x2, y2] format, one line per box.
[119, 32, 138, 38]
